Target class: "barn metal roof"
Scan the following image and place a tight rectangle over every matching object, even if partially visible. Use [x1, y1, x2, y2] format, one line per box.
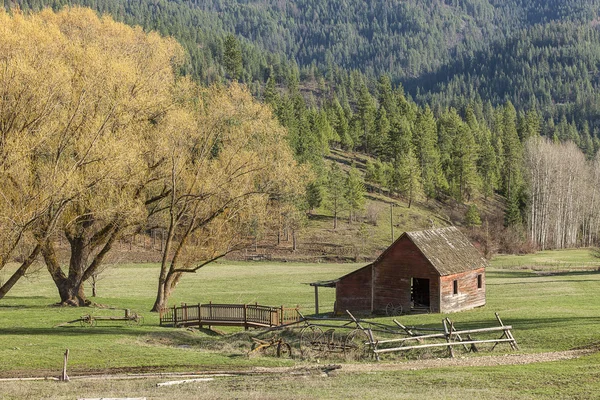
[402, 226, 488, 276]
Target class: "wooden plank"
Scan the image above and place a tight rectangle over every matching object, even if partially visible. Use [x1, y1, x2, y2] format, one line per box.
[374, 338, 517, 354]
[375, 326, 513, 345]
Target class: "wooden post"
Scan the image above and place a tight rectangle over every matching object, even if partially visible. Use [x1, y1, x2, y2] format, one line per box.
[61, 349, 69, 382]
[443, 319, 454, 358]
[173, 305, 178, 327]
[314, 285, 319, 315]
[495, 312, 519, 350]
[243, 304, 248, 331]
[198, 303, 202, 328]
[279, 305, 284, 325]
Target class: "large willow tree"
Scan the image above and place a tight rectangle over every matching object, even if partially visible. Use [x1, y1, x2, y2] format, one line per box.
[0, 8, 306, 307]
[149, 82, 307, 311]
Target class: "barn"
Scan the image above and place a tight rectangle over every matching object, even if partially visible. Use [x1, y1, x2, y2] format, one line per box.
[332, 226, 487, 314]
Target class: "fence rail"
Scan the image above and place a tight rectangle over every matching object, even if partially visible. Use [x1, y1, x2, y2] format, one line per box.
[159, 302, 301, 329]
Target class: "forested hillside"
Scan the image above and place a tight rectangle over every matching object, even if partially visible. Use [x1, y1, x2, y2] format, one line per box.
[5, 0, 600, 254]
[8, 0, 600, 129]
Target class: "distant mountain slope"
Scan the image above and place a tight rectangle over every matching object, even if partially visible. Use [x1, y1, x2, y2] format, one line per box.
[411, 21, 600, 129]
[10, 0, 600, 129]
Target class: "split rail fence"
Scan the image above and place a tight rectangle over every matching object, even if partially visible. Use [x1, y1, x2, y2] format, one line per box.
[368, 312, 518, 359]
[160, 303, 301, 330]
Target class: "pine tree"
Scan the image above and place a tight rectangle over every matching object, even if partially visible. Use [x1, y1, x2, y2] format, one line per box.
[306, 181, 324, 213]
[413, 106, 447, 199]
[373, 106, 390, 157]
[377, 74, 398, 118]
[399, 148, 422, 208]
[326, 162, 346, 229]
[223, 34, 243, 80]
[439, 108, 479, 202]
[263, 67, 278, 107]
[355, 82, 376, 153]
[345, 165, 366, 222]
[504, 191, 522, 227]
[500, 101, 523, 201]
[465, 204, 482, 227]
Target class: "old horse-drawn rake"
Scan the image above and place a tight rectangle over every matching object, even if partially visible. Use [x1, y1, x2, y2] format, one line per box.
[248, 311, 518, 362]
[299, 312, 375, 360]
[299, 324, 372, 360]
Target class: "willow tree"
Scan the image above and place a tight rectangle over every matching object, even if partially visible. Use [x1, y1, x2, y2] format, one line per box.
[150, 83, 307, 312]
[0, 8, 183, 305]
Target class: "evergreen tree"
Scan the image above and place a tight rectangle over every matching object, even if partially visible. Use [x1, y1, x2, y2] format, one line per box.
[465, 204, 482, 227]
[500, 101, 523, 201]
[377, 74, 398, 118]
[355, 82, 376, 153]
[504, 191, 522, 227]
[306, 180, 324, 213]
[399, 148, 422, 208]
[326, 162, 346, 229]
[438, 108, 479, 202]
[413, 106, 447, 199]
[345, 165, 366, 222]
[223, 34, 243, 81]
[263, 67, 278, 107]
[373, 106, 390, 157]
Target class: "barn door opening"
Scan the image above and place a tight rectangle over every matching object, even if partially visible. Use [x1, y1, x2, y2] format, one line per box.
[411, 278, 430, 311]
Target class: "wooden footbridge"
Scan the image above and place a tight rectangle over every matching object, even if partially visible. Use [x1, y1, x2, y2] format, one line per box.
[159, 303, 302, 329]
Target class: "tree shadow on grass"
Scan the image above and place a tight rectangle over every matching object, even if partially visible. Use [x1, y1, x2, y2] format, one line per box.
[487, 269, 600, 284]
[0, 327, 149, 337]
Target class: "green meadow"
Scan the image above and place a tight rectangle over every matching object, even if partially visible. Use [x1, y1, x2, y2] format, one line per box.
[1, 250, 600, 398]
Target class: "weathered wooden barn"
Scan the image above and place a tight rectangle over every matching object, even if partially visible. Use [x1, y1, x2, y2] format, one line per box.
[332, 227, 487, 314]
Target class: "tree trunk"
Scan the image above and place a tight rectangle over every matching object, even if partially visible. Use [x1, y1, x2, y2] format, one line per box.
[56, 280, 88, 306]
[0, 244, 41, 300]
[91, 276, 97, 297]
[41, 240, 89, 306]
[151, 273, 177, 312]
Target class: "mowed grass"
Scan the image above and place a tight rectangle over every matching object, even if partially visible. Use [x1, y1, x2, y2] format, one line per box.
[2, 250, 600, 398]
[0, 261, 360, 375]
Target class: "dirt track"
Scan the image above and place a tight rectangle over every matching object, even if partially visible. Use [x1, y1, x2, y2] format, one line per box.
[338, 349, 595, 373]
[1, 349, 595, 382]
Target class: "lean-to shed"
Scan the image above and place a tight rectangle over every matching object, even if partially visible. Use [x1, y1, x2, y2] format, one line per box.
[334, 227, 487, 314]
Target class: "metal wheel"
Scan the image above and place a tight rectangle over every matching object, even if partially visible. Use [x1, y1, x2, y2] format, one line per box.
[386, 303, 402, 316]
[300, 325, 324, 359]
[127, 314, 143, 326]
[277, 341, 293, 358]
[79, 315, 96, 327]
[344, 329, 373, 361]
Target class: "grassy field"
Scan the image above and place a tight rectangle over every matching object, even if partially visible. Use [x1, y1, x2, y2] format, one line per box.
[2, 250, 600, 398]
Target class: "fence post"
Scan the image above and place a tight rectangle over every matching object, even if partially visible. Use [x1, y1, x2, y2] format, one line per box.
[244, 304, 248, 331]
[173, 305, 177, 327]
[198, 303, 202, 329]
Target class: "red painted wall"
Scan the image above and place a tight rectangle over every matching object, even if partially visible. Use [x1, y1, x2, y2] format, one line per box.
[335, 265, 372, 314]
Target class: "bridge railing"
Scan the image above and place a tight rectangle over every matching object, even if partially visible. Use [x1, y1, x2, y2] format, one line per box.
[160, 302, 302, 328]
